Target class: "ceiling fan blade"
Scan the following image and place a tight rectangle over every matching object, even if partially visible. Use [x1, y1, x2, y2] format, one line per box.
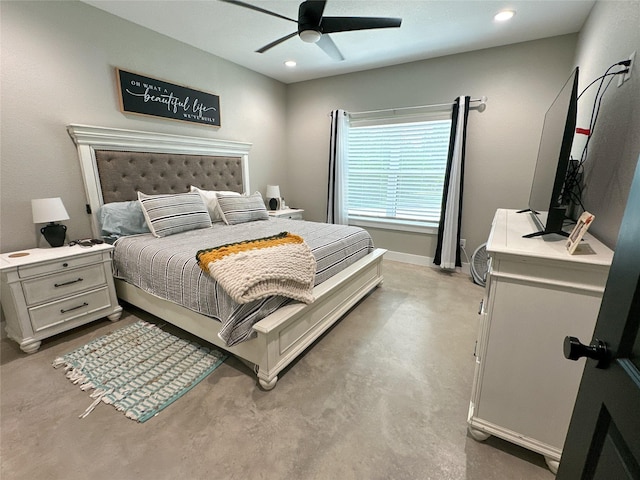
[300, 0, 327, 28]
[321, 17, 402, 33]
[220, 0, 297, 23]
[256, 31, 299, 53]
[316, 34, 344, 61]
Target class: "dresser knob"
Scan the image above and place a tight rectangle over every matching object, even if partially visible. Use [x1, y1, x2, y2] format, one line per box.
[62, 263, 69, 267]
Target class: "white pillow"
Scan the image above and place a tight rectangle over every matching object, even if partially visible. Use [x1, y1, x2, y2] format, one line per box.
[190, 186, 241, 222]
[138, 191, 212, 237]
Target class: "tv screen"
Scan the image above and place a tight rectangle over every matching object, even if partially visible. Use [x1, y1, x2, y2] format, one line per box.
[525, 67, 579, 238]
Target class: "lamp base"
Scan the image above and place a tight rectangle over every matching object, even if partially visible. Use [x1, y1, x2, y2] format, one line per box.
[41, 223, 67, 247]
[268, 197, 281, 210]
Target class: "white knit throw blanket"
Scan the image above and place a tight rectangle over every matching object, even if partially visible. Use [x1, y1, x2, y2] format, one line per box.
[196, 232, 316, 304]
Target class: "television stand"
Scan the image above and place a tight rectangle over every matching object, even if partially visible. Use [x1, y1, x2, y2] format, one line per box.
[516, 208, 538, 214]
[523, 230, 570, 239]
[516, 208, 570, 238]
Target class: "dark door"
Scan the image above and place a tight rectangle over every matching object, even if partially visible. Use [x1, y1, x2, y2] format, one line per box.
[557, 157, 640, 479]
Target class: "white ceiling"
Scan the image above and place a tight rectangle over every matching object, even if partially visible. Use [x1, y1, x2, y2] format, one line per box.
[83, 0, 596, 84]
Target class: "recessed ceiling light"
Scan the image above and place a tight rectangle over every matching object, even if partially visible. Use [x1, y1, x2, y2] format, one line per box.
[284, 60, 297, 68]
[494, 10, 516, 22]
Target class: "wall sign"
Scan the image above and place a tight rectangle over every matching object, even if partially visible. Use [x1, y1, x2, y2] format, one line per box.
[116, 68, 221, 127]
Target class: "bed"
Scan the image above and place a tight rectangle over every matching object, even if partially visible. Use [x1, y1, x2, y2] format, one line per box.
[67, 124, 385, 390]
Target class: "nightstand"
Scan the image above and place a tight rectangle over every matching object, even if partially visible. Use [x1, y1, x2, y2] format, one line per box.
[268, 208, 304, 220]
[0, 244, 122, 353]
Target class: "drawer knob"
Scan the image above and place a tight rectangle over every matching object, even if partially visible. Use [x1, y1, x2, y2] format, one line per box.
[54, 278, 83, 288]
[62, 263, 69, 268]
[60, 302, 88, 314]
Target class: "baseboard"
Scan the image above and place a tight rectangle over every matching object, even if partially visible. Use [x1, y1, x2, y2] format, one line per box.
[384, 250, 470, 276]
[384, 251, 434, 266]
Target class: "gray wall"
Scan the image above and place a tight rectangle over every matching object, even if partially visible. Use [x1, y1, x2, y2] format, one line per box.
[571, 0, 640, 249]
[2, 0, 638, 260]
[0, 1, 287, 253]
[286, 36, 579, 257]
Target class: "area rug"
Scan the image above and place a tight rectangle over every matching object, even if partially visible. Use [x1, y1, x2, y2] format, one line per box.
[53, 320, 227, 422]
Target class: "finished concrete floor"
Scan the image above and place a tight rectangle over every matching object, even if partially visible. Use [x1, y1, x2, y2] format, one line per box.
[1, 260, 555, 480]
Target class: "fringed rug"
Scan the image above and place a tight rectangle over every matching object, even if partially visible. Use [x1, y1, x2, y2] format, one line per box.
[53, 320, 227, 422]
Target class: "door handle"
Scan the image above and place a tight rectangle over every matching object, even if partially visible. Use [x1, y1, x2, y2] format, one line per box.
[563, 336, 610, 369]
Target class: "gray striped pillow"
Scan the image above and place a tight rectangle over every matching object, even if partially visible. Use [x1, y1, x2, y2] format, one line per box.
[138, 192, 212, 237]
[216, 192, 269, 225]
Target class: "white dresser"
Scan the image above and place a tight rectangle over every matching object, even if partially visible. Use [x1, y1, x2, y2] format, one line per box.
[0, 244, 122, 353]
[467, 209, 613, 473]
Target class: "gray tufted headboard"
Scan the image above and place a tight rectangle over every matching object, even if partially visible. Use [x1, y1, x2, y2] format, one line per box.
[95, 150, 245, 203]
[68, 124, 252, 238]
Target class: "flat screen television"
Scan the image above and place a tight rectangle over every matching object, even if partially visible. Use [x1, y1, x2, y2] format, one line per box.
[522, 67, 579, 238]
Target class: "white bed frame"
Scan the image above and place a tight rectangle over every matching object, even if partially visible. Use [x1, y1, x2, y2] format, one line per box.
[67, 124, 385, 390]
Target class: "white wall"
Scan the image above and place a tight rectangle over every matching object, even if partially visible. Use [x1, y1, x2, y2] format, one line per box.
[286, 36, 578, 257]
[571, 0, 640, 248]
[0, 1, 287, 253]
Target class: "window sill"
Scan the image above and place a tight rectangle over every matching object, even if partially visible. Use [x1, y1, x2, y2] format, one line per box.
[349, 217, 439, 235]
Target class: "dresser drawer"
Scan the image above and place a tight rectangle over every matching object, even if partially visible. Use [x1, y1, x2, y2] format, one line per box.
[22, 264, 107, 305]
[28, 287, 112, 333]
[18, 252, 103, 279]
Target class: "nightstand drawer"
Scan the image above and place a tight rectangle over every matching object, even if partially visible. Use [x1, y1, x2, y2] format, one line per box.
[281, 212, 303, 220]
[268, 209, 304, 220]
[22, 264, 107, 305]
[18, 252, 103, 279]
[28, 287, 112, 333]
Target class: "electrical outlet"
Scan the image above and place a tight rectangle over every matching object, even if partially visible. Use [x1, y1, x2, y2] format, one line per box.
[460, 238, 466, 249]
[618, 51, 635, 87]
[624, 51, 635, 82]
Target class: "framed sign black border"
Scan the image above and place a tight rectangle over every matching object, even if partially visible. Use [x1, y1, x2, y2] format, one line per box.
[116, 68, 221, 127]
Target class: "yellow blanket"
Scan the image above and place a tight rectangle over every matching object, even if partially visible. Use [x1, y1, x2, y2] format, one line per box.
[196, 232, 316, 304]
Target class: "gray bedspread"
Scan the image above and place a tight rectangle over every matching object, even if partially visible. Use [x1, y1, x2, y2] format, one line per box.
[113, 218, 374, 346]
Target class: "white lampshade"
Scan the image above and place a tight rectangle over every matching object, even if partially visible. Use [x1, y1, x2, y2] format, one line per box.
[31, 197, 70, 224]
[266, 185, 281, 199]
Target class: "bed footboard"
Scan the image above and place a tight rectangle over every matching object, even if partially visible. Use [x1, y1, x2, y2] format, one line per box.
[252, 247, 385, 389]
[115, 248, 386, 389]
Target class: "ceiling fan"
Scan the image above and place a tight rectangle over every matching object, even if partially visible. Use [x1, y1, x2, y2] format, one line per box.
[220, 0, 402, 61]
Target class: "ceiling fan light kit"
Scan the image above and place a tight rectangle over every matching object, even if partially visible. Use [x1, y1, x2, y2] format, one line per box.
[222, 0, 402, 60]
[299, 29, 322, 43]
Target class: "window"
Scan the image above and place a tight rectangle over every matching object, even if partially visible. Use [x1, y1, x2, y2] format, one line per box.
[346, 114, 452, 229]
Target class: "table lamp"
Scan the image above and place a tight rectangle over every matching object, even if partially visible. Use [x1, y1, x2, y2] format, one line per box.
[32, 197, 69, 247]
[266, 185, 281, 210]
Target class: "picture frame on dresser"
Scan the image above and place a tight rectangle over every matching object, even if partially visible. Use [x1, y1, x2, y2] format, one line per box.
[566, 211, 595, 254]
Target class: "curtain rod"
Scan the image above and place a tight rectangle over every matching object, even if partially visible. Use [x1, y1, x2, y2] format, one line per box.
[348, 96, 487, 117]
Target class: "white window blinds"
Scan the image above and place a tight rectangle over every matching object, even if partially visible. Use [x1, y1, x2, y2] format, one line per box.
[347, 116, 452, 227]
